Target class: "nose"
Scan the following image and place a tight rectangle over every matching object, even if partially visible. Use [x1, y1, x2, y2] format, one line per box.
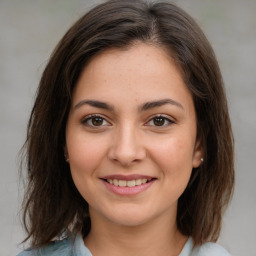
[107, 124, 146, 167]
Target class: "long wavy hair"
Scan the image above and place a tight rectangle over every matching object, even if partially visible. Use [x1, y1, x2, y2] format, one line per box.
[21, 0, 234, 248]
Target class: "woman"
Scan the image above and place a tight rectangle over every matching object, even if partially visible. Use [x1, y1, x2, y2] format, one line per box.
[18, 0, 234, 255]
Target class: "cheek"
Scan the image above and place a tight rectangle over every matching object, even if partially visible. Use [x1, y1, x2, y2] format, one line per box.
[67, 135, 107, 179]
[150, 136, 195, 179]
[66, 136, 108, 203]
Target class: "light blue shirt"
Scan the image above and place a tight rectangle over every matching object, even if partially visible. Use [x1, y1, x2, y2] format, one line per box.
[17, 233, 232, 256]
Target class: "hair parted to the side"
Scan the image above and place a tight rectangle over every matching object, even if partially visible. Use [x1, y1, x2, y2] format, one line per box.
[21, 0, 234, 248]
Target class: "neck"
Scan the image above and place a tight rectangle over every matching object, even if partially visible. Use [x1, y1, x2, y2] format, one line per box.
[84, 209, 187, 256]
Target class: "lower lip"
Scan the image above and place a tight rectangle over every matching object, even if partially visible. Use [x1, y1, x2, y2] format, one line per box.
[102, 179, 156, 196]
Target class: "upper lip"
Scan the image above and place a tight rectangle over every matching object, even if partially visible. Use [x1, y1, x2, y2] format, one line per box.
[101, 174, 156, 181]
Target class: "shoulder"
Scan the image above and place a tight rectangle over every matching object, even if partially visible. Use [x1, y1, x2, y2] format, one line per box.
[192, 241, 232, 256]
[17, 237, 73, 256]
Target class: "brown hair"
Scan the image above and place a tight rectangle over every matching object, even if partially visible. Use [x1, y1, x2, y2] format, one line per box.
[21, 0, 234, 248]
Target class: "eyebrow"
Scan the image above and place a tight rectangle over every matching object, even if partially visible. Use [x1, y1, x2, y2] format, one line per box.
[139, 98, 184, 111]
[74, 100, 114, 111]
[74, 98, 183, 112]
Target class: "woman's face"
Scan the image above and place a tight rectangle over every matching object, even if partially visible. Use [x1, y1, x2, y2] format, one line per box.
[66, 43, 202, 227]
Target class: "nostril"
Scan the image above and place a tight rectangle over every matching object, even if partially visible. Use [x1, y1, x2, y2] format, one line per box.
[107, 133, 147, 166]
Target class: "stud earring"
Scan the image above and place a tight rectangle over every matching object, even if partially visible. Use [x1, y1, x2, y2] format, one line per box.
[64, 153, 70, 163]
[200, 158, 204, 162]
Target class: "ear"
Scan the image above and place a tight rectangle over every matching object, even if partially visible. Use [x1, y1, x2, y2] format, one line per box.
[192, 138, 204, 168]
[64, 146, 70, 163]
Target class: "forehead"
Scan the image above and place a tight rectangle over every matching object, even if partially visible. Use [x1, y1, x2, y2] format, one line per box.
[81, 43, 179, 82]
[72, 43, 193, 113]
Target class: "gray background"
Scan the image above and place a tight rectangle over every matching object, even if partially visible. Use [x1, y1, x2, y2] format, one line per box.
[0, 0, 255, 255]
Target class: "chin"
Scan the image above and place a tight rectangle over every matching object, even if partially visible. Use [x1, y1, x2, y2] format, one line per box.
[109, 215, 150, 227]
[103, 207, 156, 227]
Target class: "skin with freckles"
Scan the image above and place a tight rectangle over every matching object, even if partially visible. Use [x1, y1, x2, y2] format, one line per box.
[65, 43, 203, 255]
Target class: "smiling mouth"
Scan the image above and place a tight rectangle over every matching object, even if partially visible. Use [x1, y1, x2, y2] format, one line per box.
[103, 178, 155, 187]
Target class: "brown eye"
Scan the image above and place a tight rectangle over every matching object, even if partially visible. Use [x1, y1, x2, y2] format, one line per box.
[153, 117, 165, 126]
[81, 115, 110, 127]
[91, 116, 104, 126]
[146, 115, 174, 127]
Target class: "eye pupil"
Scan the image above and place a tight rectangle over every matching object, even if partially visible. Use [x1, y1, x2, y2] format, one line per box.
[92, 117, 103, 126]
[153, 117, 165, 126]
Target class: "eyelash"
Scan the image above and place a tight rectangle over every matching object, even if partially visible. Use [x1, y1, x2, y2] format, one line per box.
[81, 114, 111, 127]
[81, 114, 174, 128]
[145, 115, 175, 127]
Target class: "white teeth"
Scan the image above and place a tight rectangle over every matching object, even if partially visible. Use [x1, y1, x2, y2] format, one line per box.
[127, 180, 136, 187]
[135, 179, 142, 185]
[106, 178, 152, 187]
[118, 180, 127, 187]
